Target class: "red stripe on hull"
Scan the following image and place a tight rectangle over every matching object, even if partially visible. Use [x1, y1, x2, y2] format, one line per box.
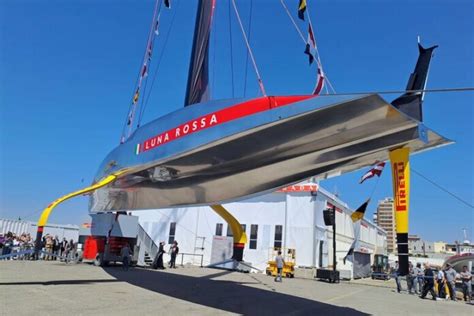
[140, 96, 312, 154]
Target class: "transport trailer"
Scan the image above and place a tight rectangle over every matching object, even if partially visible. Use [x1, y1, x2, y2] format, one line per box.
[78, 213, 139, 266]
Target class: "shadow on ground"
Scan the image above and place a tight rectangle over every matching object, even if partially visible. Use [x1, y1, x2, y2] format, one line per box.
[104, 267, 368, 315]
[0, 279, 119, 286]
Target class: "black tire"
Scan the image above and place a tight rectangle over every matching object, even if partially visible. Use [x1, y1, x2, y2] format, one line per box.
[94, 253, 104, 266]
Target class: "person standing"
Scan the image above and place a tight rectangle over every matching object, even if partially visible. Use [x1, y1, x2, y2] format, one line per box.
[120, 243, 131, 271]
[408, 262, 417, 294]
[152, 241, 166, 270]
[3, 233, 12, 260]
[460, 265, 472, 303]
[45, 235, 54, 260]
[65, 239, 75, 263]
[393, 261, 402, 293]
[52, 236, 60, 260]
[420, 263, 436, 300]
[274, 250, 285, 282]
[415, 262, 424, 294]
[60, 238, 67, 260]
[169, 241, 179, 269]
[444, 264, 457, 301]
[436, 268, 446, 299]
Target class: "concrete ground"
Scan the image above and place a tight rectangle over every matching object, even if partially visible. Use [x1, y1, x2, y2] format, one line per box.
[0, 261, 472, 316]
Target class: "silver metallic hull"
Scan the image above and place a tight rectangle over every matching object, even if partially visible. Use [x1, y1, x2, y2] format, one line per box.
[89, 94, 451, 212]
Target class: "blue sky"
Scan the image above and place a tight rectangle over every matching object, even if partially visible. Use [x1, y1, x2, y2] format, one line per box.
[0, 0, 472, 243]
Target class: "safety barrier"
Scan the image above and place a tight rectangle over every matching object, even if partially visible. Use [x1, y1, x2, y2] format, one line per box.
[371, 272, 437, 280]
[0, 250, 75, 262]
[178, 253, 204, 267]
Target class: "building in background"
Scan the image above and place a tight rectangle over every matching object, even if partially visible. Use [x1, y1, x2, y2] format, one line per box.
[374, 198, 396, 253]
[0, 218, 79, 241]
[131, 184, 387, 279]
[434, 241, 447, 254]
[446, 242, 474, 255]
[408, 234, 434, 256]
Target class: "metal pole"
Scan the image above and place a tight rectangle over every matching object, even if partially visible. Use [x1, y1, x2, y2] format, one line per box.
[332, 206, 337, 282]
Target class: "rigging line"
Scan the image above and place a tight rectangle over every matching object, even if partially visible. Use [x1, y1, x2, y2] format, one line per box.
[228, 0, 235, 98]
[125, 0, 161, 139]
[411, 168, 474, 209]
[211, 1, 217, 94]
[280, 0, 305, 42]
[136, 1, 163, 128]
[139, 0, 180, 123]
[138, 8, 164, 127]
[319, 87, 474, 97]
[243, 0, 253, 97]
[20, 208, 44, 221]
[280, 0, 336, 94]
[369, 175, 382, 200]
[305, 3, 336, 94]
[231, 0, 266, 97]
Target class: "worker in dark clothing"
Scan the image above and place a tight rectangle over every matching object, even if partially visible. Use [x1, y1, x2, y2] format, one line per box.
[169, 241, 179, 269]
[420, 263, 436, 300]
[152, 241, 166, 269]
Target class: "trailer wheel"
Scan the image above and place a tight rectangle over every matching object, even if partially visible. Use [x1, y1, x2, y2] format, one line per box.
[94, 253, 104, 266]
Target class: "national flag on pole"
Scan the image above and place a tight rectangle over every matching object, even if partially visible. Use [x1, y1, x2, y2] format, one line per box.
[359, 162, 386, 184]
[147, 42, 153, 59]
[133, 88, 140, 104]
[307, 24, 315, 48]
[343, 199, 370, 264]
[141, 64, 148, 78]
[350, 199, 370, 222]
[304, 24, 317, 65]
[164, 0, 171, 8]
[312, 66, 325, 95]
[154, 16, 160, 35]
[304, 43, 314, 65]
[298, 0, 307, 20]
[343, 223, 359, 264]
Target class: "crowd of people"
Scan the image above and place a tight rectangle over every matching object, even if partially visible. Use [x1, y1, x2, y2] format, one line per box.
[0, 231, 77, 262]
[393, 261, 472, 303]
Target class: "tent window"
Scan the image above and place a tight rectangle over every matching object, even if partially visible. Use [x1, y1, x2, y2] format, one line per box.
[274, 225, 283, 248]
[168, 222, 176, 244]
[215, 223, 223, 236]
[241, 224, 246, 233]
[226, 225, 233, 237]
[249, 224, 258, 249]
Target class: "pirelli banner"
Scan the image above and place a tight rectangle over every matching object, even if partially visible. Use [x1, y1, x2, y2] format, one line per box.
[389, 147, 410, 275]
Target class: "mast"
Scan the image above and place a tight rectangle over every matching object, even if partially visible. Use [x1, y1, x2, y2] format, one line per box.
[184, 0, 216, 106]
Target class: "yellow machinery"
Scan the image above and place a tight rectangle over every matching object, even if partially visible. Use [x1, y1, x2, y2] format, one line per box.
[266, 248, 296, 278]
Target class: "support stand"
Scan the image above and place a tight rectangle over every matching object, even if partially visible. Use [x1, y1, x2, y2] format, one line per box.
[207, 205, 260, 272]
[316, 206, 339, 283]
